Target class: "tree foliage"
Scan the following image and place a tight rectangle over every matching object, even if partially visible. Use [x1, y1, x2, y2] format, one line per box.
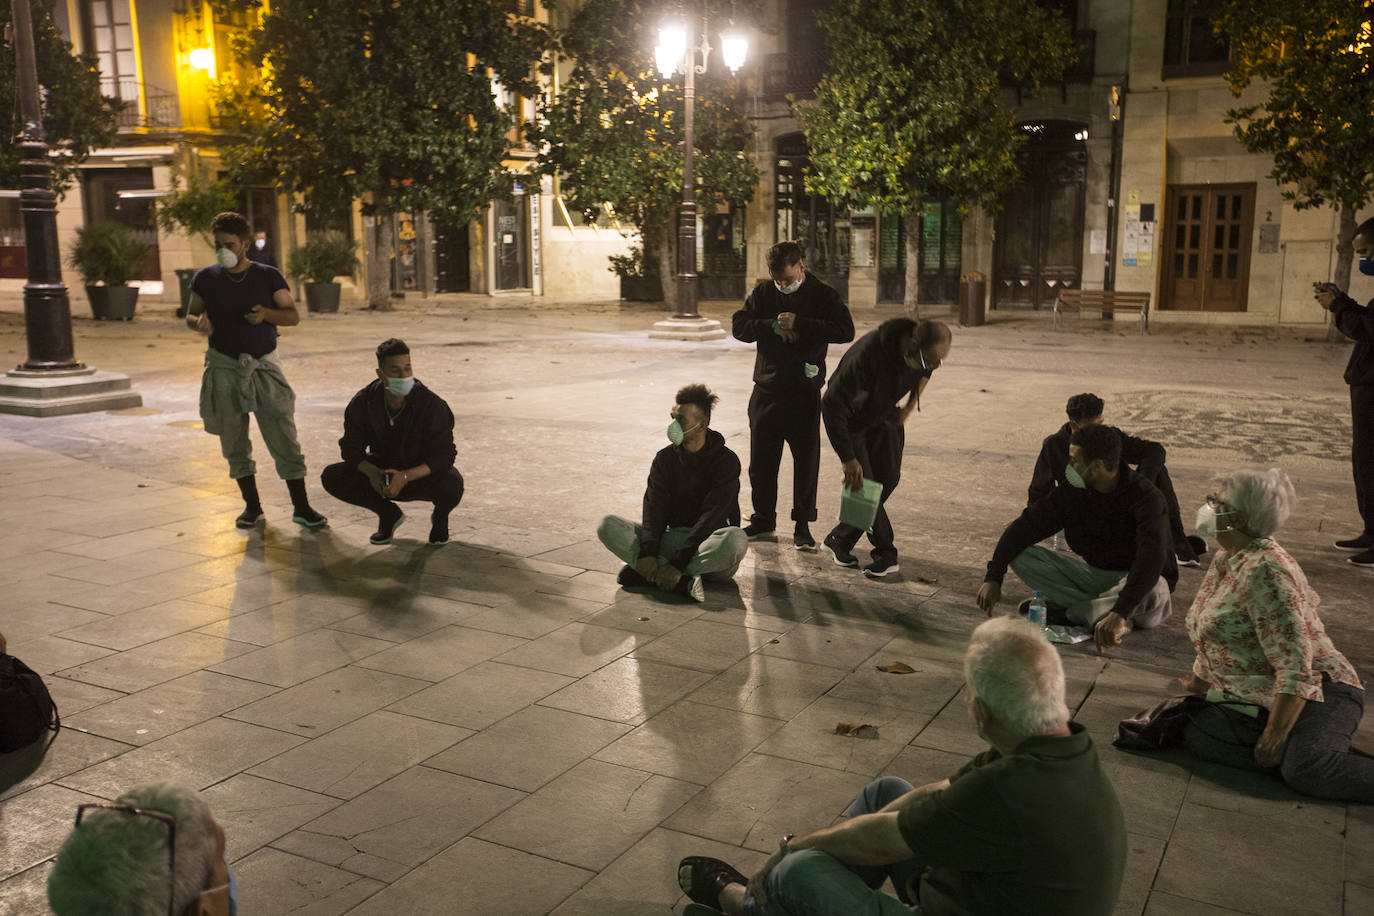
[530, 0, 758, 300]
[798, 0, 1076, 217]
[218, 0, 550, 226]
[0, 0, 119, 194]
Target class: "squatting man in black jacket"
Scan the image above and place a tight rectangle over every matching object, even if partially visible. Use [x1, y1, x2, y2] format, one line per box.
[320, 338, 464, 546]
[732, 241, 855, 550]
[597, 383, 748, 602]
[978, 424, 1177, 653]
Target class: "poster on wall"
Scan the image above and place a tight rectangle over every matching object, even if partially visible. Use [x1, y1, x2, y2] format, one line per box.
[1122, 189, 1141, 267]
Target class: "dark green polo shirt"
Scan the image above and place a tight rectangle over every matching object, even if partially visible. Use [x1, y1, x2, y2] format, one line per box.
[897, 723, 1126, 916]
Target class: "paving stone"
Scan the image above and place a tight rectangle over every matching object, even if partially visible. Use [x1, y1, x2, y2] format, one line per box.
[755, 695, 928, 776]
[196, 597, 373, 646]
[1154, 801, 1343, 915]
[57, 631, 256, 693]
[293, 765, 525, 868]
[540, 656, 712, 726]
[1115, 833, 1167, 916]
[62, 670, 276, 746]
[1098, 750, 1192, 841]
[909, 687, 987, 758]
[226, 665, 431, 737]
[53, 526, 190, 561]
[0, 728, 133, 802]
[459, 592, 611, 639]
[208, 628, 393, 687]
[249, 711, 469, 799]
[550, 827, 768, 916]
[347, 624, 526, 682]
[475, 759, 699, 871]
[424, 704, 629, 791]
[665, 752, 872, 853]
[534, 538, 627, 574]
[757, 618, 898, 670]
[230, 847, 384, 915]
[493, 621, 650, 678]
[1141, 891, 1252, 914]
[0, 783, 103, 879]
[0, 603, 107, 646]
[1347, 804, 1374, 888]
[39, 677, 124, 716]
[57, 717, 304, 798]
[595, 700, 783, 785]
[825, 649, 965, 715]
[689, 653, 844, 719]
[348, 837, 593, 916]
[579, 593, 706, 635]
[386, 660, 573, 730]
[633, 618, 775, 674]
[328, 593, 489, 641]
[1182, 758, 1347, 832]
[879, 744, 974, 788]
[199, 774, 341, 862]
[0, 861, 53, 916]
[1345, 883, 1374, 916]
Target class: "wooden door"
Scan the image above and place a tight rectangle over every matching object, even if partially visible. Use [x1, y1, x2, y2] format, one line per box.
[1163, 184, 1254, 311]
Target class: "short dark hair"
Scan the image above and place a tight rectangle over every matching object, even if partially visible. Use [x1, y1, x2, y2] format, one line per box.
[1065, 393, 1105, 423]
[675, 382, 718, 421]
[913, 319, 951, 350]
[210, 211, 251, 240]
[1071, 424, 1122, 472]
[766, 241, 804, 274]
[1355, 216, 1374, 243]
[376, 338, 409, 365]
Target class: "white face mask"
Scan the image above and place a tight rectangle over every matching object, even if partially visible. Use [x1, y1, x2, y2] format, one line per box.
[775, 276, 803, 295]
[217, 247, 239, 269]
[386, 376, 416, 397]
[1195, 503, 1218, 539]
[1065, 462, 1088, 489]
[254, 238, 266, 249]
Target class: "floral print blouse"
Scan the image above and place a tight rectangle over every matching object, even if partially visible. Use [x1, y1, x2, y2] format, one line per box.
[1187, 539, 1362, 708]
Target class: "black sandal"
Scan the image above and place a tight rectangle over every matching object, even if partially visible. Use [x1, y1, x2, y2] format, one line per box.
[678, 856, 748, 909]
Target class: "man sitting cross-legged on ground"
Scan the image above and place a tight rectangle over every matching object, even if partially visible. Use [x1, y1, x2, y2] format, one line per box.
[979, 423, 1178, 653]
[320, 338, 464, 546]
[597, 383, 747, 602]
[676, 617, 1127, 916]
[1028, 391, 1206, 566]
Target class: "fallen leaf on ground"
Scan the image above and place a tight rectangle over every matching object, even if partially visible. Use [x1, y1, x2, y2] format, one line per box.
[834, 722, 880, 739]
[875, 662, 916, 675]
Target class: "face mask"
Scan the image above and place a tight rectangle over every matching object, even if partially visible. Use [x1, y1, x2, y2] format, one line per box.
[1195, 503, 1218, 539]
[217, 247, 239, 269]
[1359, 256, 1374, 277]
[667, 419, 700, 446]
[386, 376, 416, 397]
[775, 277, 802, 294]
[254, 239, 266, 250]
[1065, 462, 1087, 489]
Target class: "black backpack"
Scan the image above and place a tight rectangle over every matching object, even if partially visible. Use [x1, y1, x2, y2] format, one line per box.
[0, 653, 59, 753]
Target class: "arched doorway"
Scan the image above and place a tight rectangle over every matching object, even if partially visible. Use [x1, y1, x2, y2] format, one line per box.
[994, 120, 1087, 309]
[775, 132, 849, 297]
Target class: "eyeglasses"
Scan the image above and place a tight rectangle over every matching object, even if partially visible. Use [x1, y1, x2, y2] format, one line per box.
[74, 803, 177, 916]
[1205, 494, 1232, 513]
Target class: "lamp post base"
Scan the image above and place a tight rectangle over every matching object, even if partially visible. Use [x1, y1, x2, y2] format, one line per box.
[649, 316, 727, 341]
[0, 368, 143, 417]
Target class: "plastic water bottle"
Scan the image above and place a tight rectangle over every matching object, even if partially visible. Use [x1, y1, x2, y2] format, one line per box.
[1027, 590, 1048, 631]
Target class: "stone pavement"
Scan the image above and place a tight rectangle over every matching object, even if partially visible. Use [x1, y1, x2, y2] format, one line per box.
[0, 294, 1371, 915]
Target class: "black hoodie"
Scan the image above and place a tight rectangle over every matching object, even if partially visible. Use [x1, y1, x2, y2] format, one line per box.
[338, 379, 457, 476]
[821, 318, 931, 463]
[1028, 423, 1167, 505]
[986, 465, 1178, 622]
[732, 274, 854, 392]
[639, 428, 742, 570]
[1330, 292, 1374, 386]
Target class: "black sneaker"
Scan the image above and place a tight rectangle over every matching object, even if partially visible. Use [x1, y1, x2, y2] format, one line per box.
[292, 507, 328, 528]
[744, 522, 777, 541]
[1187, 535, 1208, 558]
[617, 565, 650, 587]
[370, 507, 405, 545]
[673, 574, 705, 602]
[1336, 536, 1372, 552]
[863, 558, 900, 579]
[823, 534, 859, 568]
[1349, 549, 1374, 569]
[793, 524, 817, 552]
[1175, 546, 1201, 568]
[428, 516, 450, 546]
[235, 507, 264, 529]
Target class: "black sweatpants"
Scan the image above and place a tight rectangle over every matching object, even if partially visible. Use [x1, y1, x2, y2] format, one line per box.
[320, 462, 464, 520]
[827, 420, 904, 564]
[748, 386, 821, 527]
[1153, 466, 1193, 558]
[1354, 384, 1374, 539]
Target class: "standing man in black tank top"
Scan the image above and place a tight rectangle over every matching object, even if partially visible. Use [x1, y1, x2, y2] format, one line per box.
[185, 211, 326, 530]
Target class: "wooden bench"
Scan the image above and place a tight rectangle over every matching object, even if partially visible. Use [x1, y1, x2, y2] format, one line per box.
[1053, 289, 1151, 334]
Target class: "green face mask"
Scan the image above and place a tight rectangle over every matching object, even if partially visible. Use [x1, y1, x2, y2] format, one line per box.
[667, 419, 700, 446]
[1065, 462, 1088, 489]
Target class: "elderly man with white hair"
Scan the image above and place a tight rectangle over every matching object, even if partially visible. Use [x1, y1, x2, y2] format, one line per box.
[1178, 468, 1374, 802]
[675, 618, 1127, 916]
[48, 783, 236, 915]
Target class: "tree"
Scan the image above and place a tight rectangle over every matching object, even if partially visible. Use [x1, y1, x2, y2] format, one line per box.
[1215, 1, 1374, 296]
[797, 0, 1075, 313]
[530, 0, 758, 308]
[0, 0, 119, 193]
[217, 0, 550, 308]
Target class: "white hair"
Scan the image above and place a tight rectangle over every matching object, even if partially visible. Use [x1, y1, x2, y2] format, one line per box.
[48, 783, 218, 916]
[964, 617, 1070, 738]
[1220, 467, 1295, 538]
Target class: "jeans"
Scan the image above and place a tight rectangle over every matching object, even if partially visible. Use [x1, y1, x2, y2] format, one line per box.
[741, 776, 923, 916]
[596, 515, 748, 580]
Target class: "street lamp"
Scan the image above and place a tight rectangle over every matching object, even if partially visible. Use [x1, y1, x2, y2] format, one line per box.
[648, 10, 746, 341]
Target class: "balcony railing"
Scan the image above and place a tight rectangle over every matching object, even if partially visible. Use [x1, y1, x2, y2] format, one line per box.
[504, 0, 534, 16]
[100, 79, 180, 130]
[762, 53, 828, 99]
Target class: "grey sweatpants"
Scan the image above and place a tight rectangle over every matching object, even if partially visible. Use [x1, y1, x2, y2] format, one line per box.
[596, 515, 748, 580]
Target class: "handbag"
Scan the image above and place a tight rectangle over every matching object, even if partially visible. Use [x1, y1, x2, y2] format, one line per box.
[0, 653, 60, 753]
[1114, 693, 1266, 752]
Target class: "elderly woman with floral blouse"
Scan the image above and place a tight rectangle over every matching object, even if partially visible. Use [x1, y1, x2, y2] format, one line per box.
[1179, 468, 1373, 802]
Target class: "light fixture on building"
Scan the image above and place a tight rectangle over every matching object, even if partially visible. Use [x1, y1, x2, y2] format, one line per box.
[189, 47, 215, 78]
[1074, 129, 1089, 141]
[655, 25, 687, 79]
[720, 32, 748, 73]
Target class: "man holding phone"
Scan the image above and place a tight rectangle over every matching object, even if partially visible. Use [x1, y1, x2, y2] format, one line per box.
[1314, 215, 1374, 569]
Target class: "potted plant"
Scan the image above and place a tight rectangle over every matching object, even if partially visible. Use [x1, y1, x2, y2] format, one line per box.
[287, 233, 360, 313]
[610, 244, 660, 301]
[67, 222, 151, 320]
[154, 173, 236, 316]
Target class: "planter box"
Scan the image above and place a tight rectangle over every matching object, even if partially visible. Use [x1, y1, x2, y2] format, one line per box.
[619, 275, 662, 302]
[86, 285, 139, 321]
[304, 282, 341, 313]
[174, 268, 198, 318]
